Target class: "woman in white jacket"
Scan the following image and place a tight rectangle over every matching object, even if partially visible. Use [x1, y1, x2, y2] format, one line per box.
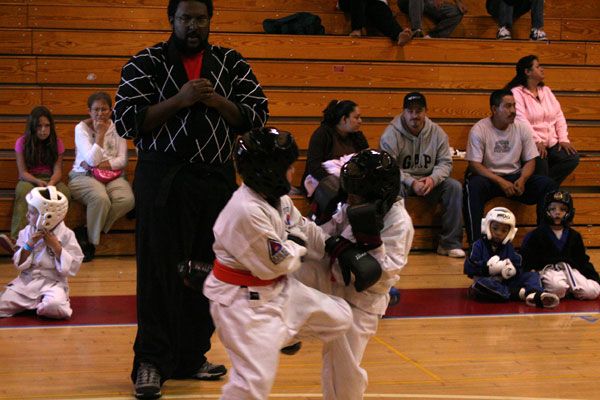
[68, 92, 134, 261]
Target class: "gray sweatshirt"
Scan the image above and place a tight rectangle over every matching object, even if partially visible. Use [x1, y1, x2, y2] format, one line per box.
[380, 115, 453, 192]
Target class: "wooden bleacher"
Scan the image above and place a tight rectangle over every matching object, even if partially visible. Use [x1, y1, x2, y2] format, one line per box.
[1, 0, 600, 255]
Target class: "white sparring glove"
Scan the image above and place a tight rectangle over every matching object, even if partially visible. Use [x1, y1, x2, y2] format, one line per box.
[486, 255, 504, 276]
[501, 259, 517, 280]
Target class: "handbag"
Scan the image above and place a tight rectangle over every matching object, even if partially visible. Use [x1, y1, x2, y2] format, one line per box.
[91, 168, 123, 183]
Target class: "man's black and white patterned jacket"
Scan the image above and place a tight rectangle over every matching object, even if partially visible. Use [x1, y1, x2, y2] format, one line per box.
[113, 37, 269, 164]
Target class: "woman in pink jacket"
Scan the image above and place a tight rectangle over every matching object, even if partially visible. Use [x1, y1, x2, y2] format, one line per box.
[506, 55, 579, 186]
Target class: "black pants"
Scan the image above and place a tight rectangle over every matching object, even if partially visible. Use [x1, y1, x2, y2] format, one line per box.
[534, 145, 579, 186]
[463, 172, 557, 245]
[339, 0, 403, 41]
[131, 153, 236, 382]
[397, 0, 464, 38]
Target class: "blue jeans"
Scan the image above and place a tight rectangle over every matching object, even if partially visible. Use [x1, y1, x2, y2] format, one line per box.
[486, 0, 544, 29]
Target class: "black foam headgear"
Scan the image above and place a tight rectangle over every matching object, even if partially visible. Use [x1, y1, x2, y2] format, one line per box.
[234, 127, 299, 201]
[543, 190, 575, 226]
[340, 149, 400, 214]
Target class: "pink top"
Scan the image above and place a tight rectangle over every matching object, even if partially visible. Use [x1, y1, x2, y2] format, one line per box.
[14, 136, 65, 175]
[511, 85, 569, 148]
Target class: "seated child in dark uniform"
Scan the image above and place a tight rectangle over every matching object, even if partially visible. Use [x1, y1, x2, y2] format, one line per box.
[464, 206, 559, 308]
[521, 190, 600, 300]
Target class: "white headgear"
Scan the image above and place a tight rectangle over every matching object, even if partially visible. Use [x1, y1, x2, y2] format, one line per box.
[26, 186, 68, 230]
[481, 207, 517, 244]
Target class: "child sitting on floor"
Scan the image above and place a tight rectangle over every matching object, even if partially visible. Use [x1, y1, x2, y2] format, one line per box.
[0, 186, 84, 319]
[521, 190, 600, 300]
[464, 206, 559, 308]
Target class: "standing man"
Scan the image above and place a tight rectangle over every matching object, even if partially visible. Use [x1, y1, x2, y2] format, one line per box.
[113, 0, 269, 398]
[381, 92, 465, 257]
[464, 89, 556, 246]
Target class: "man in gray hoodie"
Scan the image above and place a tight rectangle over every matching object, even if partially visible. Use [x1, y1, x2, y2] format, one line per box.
[380, 92, 465, 257]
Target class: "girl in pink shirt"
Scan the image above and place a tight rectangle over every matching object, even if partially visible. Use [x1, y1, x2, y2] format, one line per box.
[506, 55, 579, 186]
[9, 106, 70, 242]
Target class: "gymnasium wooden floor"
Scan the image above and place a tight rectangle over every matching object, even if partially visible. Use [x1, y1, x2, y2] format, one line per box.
[1, 251, 600, 400]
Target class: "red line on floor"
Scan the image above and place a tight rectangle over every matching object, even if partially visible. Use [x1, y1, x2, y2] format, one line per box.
[384, 288, 600, 318]
[1, 289, 599, 328]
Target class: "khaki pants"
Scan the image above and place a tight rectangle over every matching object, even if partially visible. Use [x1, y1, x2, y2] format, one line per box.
[68, 173, 134, 245]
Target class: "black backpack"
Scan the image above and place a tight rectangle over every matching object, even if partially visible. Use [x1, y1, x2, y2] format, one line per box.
[263, 12, 325, 35]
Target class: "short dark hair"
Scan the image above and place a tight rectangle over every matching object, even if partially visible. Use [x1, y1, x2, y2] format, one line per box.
[168, 0, 213, 18]
[322, 99, 358, 127]
[87, 91, 112, 109]
[489, 89, 514, 108]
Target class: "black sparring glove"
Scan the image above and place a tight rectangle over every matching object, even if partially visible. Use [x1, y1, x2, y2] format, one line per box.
[325, 235, 383, 292]
[310, 175, 342, 225]
[286, 228, 307, 262]
[347, 201, 384, 250]
[177, 260, 213, 291]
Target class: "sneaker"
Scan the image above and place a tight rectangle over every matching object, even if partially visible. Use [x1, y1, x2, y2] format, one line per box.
[411, 29, 424, 38]
[281, 341, 302, 355]
[397, 28, 413, 46]
[192, 361, 227, 380]
[388, 287, 401, 306]
[525, 291, 560, 308]
[496, 26, 511, 40]
[436, 245, 466, 258]
[83, 243, 96, 263]
[530, 28, 547, 41]
[0, 234, 16, 255]
[134, 362, 161, 399]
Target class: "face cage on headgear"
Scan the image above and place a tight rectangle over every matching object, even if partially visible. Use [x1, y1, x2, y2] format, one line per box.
[234, 127, 299, 201]
[543, 190, 575, 226]
[481, 207, 517, 245]
[25, 185, 69, 231]
[340, 149, 400, 214]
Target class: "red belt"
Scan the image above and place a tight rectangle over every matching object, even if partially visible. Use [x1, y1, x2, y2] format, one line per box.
[213, 259, 283, 286]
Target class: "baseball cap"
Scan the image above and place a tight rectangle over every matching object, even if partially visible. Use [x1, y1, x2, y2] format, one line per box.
[403, 92, 427, 109]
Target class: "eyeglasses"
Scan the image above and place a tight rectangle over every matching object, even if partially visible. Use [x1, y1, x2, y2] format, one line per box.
[90, 107, 110, 114]
[175, 15, 210, 27]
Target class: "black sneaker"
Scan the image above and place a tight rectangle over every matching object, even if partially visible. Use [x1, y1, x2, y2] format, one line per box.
[83, 243, 95, 263]
[281, 341, 302, 355]
[411, 29, 425, 38]
[134, 362, 161, 399]
[192, 361, 227, 380]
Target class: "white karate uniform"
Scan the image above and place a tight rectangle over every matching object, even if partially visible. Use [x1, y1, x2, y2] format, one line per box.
[0, 222, 84, 319]
[541, 264, 600, 300]
[295, 199, 414, 400]
[203, 184, 353, 400]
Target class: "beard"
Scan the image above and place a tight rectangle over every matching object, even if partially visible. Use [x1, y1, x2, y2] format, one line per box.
[173, 31, 209, 56]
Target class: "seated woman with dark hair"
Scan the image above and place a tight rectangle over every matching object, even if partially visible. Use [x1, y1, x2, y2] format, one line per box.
[302, 99, 369, 224]
[506, 55, 579, 187]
